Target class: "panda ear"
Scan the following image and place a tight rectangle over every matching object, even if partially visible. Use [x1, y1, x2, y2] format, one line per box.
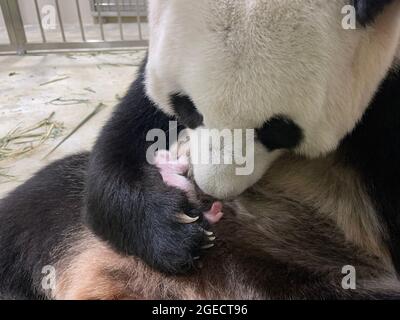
[354, 0, 395, 26]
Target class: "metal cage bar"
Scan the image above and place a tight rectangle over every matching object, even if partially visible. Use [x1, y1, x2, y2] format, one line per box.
[96, 0, 106, 41]
[75, 0, 86, 42]
[0, 0, 148, 55]
[34, 0, 46, 43]
[55, 0, 66, 42]
[135, 0, 143, 40]
[116, 0, 124, 40]
[0, 6, 10, 44]
[0, 0, 27, 54]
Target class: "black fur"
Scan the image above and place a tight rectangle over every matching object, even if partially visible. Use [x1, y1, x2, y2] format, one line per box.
[0, 153, 89, 299]
[84, 62, 210, 275]
[256, 116, 303, 151]
[170, 94, 204, 129]
[354, 0, 395, 26]
[340, 66, 400, 275]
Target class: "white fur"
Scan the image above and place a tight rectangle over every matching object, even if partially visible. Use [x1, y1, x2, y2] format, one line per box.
[188, 128, 282, 199]
[146, 0, 400, 198]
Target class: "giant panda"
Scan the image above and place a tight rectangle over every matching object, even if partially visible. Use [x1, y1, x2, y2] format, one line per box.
[1, 0, 400, 299]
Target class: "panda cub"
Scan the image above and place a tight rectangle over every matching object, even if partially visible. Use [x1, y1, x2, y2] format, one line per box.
[1, 0, 400, 299]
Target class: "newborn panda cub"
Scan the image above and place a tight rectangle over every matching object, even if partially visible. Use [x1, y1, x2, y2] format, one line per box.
[154, 145, 224, 227]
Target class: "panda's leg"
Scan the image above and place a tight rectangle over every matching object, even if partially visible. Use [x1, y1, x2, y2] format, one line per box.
[85, 59, 214, 275]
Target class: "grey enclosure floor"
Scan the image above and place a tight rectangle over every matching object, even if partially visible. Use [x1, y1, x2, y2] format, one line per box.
[0, 49, 146, 198]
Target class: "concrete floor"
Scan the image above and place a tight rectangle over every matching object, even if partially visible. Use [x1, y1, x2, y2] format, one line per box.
[0, 49, 146, 198]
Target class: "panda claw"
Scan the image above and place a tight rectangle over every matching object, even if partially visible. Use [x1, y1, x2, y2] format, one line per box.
[208, 236, 216, 241]
[176, 213, 199, 224]
[201, 228, 214, 236]
[201, 243, 215, 250]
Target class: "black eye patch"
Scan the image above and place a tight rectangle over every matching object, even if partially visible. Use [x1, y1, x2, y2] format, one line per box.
[256, 116, 303, 151]
[170, 94, 204, 129]
[353, 0, 394, 26]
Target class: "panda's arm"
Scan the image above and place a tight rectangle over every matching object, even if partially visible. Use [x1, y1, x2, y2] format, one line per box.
[84, 65, 209, 274]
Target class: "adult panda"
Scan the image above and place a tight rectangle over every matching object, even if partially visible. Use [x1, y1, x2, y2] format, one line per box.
[85, 0, 400, 274]
[0, 0, 400, 299]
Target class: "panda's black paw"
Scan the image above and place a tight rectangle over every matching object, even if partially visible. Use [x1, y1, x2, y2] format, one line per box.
[137, 150, 222, 274]
[140, 189, 217, 275]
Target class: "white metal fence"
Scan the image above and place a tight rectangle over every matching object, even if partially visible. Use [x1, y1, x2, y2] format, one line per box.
[0, 0, 148, 54]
